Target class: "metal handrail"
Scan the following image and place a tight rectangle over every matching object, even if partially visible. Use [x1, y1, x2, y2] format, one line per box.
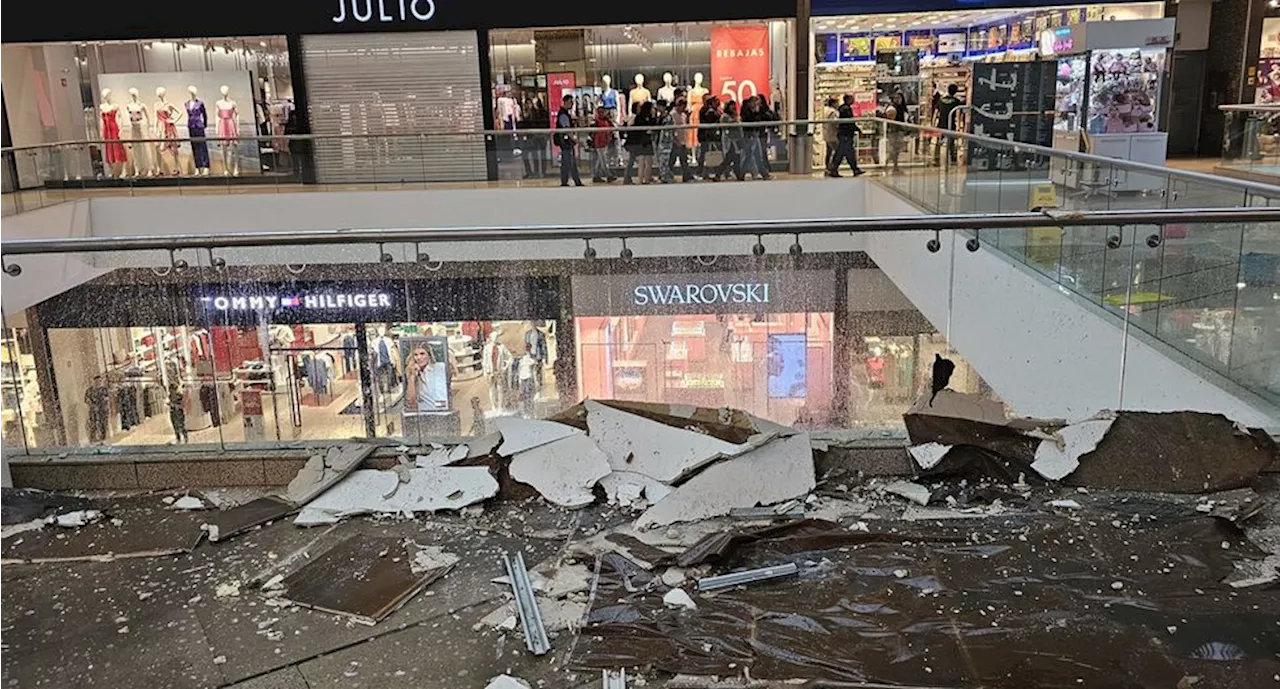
[3, 207, 1276, 257]
[1219, 104, 1280, 113]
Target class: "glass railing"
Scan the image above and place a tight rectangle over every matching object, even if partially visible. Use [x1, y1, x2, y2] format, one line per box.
[1220, 103, 1280, 181]
[2, 119, 880, 216]
[2, 207, 1277, 457]
[868, 118, 1280, 410]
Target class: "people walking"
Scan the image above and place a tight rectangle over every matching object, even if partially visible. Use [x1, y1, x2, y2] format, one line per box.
[826, 94, 865, 178]
[696, 96, 720, 179]
[713, 100, 745, 181]
[555, 94, 584, 187]
[668, 98, 694, 182]
[885, 90, 907, 175]
[821, 96, 840, 171]
[590, 107, 617, 183]
[624, 101, 656, 184]
[654, 99, 676, 183]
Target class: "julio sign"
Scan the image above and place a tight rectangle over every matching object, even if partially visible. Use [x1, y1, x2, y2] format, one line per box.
[711, 25, 771, 105]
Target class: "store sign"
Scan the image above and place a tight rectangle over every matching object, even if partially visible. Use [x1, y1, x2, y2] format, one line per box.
[199, 292, 393, 311]
[1039, 27, 1073, 56]
[711, 25, 771, 104]
[633, 282, 771, 307]
[331, 0, 435, 24]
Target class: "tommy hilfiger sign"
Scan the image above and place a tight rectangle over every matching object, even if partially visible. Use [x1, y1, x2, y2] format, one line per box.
[199, 292, 393, 311]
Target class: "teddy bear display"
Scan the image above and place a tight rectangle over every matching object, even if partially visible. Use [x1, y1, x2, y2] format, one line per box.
[1086, 50, 1163, 134]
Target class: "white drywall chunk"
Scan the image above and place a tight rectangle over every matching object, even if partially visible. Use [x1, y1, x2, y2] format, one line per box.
[292, 467, 498, 525]
[170, 496, 206, 511]
[284, 444, 374, 505]
[586, 399, 746, 484]
[1046, 499, 1082, 510]
[883, 481, 931, 506]
[509, 434, 610, 508]
[663, 588, 697, 610]
[408, 545, 459, 574]
[599, 471, 672, 508]
[1031, 418, 1114, 480]
[494, 417, 583, 456]
[484, 675, 533, 689]
[52, 510, 103, 527]
[637, 433, 815, 528]
[908, 443, 952, 470]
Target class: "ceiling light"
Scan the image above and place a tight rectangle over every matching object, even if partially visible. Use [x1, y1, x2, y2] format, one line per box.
[259, 41, 267, 47]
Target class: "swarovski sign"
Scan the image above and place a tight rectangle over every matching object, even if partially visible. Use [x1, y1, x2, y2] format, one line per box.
[633, 282, 771, 306]
[200, 292, 393, 311]
[332, 0, 435, 24]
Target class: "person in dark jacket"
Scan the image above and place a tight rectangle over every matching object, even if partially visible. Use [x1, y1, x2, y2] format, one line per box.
[826, 94, 865, 178]
[696, 96, 720, 179]
[713, 100, 745, 182]
[523, 99, 551, 178]
[623, 101, 656, 184]
[555, 94, 584, 187]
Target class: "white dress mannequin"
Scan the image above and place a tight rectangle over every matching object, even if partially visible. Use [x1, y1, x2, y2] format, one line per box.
[215, 85, 240, 176]
[124, 88, 153, 176]
[153, 87, 183, 176]
[98, 88, 126, 178]
[658, 72, 676, 103]
[629, 73, 651, 114]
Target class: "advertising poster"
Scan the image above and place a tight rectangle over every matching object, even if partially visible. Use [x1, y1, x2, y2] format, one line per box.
[937, 32, 967, 54]
[546, 71, 576, 155]
[816, 33, 840, 63]
[840, 34, 873, 62]
[766, 334, 808, 399]
[401, 335, 452, 416]
[904, 31, 934, 52]
[710, 25, 771, 104]
[873, 33, 903, 53]
[1258, 59, 1280, 103]
[241, 389, 265, 441]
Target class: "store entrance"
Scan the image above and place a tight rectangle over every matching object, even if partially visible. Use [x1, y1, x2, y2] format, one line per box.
[266, 326, 371, 442]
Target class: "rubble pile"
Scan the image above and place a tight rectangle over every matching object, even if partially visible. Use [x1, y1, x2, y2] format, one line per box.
[2, 393, 1277, 688]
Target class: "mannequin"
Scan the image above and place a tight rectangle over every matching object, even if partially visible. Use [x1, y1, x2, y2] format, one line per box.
[495, 86, 521, 130]
[185, 86, 211, 176]
[481, 330, 513, 412]
[658, 72, 676, 103]
[154, 87, 182, 175]
[373, 326, 399, 398]
[629, 73, 651, 111]
[600, 75, 619, 123]
[215, 85, 240, 176]
[98, 89, 127, 177]
[124, 88, 153, 176]
[687, 72, 709, 148]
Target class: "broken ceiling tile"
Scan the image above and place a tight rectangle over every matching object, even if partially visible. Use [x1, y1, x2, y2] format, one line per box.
[168, 496, 206, 511]
[907, 390, 1010, 426]
[494, 417, 584, 456]
[662, 588, 697, 610]
[203, 497, 295, 543]
[52, 510, 103, 528]
[408, 544, 460, 575]
[636, 433, 816, 528]
[283, 444, 376, 506]
[599, 471, 673, 509]
[882, 481, 931, 506]
[1063, 412, 1278, 493]
[508, 434, 611, 508]
[586, 399, 747, 484]
[281, 536, 453, 625]
[908, 442, 953, 470]
[292, 467, 498, 525]
[1031, 418, 1114, 481]
[484, 675, 533, 689]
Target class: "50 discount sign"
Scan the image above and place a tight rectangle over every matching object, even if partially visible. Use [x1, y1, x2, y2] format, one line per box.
[710, 25, 771, 105]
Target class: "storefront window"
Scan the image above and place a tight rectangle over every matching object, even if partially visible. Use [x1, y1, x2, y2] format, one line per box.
[489, 21, 792, 179]
[374, 320, 560, 442]
[808, 3, 1163, 168]
[1, 327, 42, 451]
[1, 36, 293, 187]
[849, 333, 1002, 427]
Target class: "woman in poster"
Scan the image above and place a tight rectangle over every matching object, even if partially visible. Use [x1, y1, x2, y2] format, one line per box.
[403, 342, 450, 414]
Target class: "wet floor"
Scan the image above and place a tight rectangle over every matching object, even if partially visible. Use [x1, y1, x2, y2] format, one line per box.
[2, 488, 1278, 688]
